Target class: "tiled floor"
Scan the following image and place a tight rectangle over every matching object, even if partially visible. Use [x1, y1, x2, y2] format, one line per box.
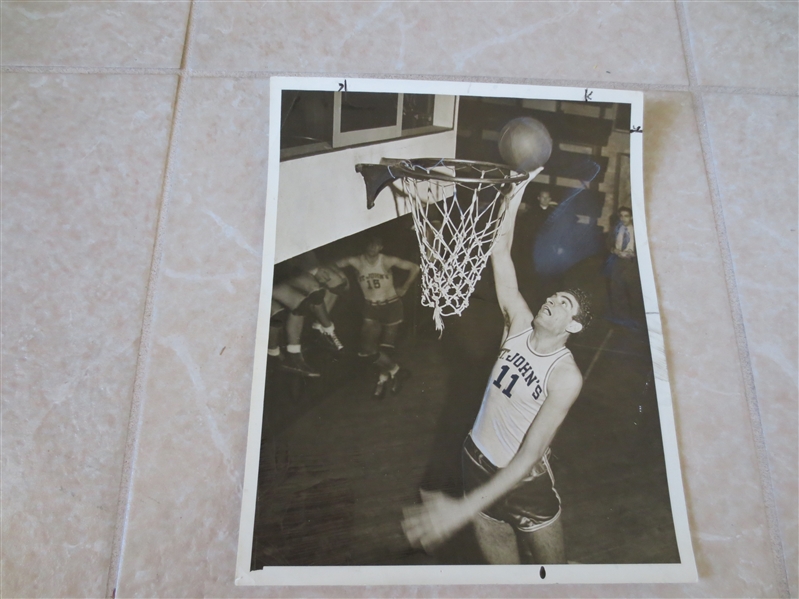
[2, 2, 796, 598]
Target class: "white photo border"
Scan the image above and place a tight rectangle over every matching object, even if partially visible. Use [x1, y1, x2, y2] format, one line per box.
[235, 77, 697, 586]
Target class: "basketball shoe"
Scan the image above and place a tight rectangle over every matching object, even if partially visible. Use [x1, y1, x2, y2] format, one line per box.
[312, 322, 344, 351]
[281, 352, 321, 378]
[389, 368, 411, 394]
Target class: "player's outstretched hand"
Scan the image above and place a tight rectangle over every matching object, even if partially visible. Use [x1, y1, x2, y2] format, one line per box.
[401, 490, 472, 553]
[505, 166, 545, 220]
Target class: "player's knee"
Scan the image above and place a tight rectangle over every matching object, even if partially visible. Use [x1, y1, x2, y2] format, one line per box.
[292, 289, 325, 316]
[307, 288, 325, 305]
[270, 310, 288, 327]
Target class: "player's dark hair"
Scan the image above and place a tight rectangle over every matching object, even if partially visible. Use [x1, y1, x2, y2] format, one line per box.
[618, 206, 633, 216]
[565, 288, 593, 332]
[364, 234, 383, 249]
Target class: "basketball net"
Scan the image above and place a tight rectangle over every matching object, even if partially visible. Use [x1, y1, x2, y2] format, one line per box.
[394, 160, 530, 332]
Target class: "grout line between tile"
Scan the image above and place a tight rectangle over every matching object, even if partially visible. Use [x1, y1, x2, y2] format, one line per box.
[0, 65, 181, 76]
[675, 2, 790, 597]
[1, 64, 797, 98]
[103, 3, 196, 598]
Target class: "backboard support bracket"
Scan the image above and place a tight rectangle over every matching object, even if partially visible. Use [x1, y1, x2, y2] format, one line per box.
[355, 163, 400, 209]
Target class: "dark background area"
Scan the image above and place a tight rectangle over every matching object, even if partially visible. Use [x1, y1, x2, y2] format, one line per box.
[251, 99, 680, 568]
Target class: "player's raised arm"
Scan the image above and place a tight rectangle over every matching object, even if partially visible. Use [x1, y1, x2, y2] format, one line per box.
[402, 355, 582, 552]
[491, 167, 543, 334]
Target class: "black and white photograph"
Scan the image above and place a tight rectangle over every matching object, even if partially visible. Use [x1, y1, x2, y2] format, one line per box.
[236, 78, 696, 586]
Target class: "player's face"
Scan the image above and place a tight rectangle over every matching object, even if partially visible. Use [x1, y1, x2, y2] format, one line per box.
[538, 191, 551, 208]
[620, 211, 632, 226]
[534, 292, 581, 333]
[365, 240, 382, 258]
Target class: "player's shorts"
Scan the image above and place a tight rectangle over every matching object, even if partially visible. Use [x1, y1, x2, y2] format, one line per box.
[293, 287, 325, 316]
[461, 434, 561, 533]
[363, 297, 403, 326]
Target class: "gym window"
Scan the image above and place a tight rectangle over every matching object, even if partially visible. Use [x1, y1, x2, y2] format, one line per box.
[280, 91, 455, 160]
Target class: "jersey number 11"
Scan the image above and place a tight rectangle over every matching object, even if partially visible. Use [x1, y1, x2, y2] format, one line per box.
[493, 365, 519, 398]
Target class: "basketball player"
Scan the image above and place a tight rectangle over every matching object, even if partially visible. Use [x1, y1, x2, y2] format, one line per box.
[267, 280, 320, 377]
[268, 269, 344, 377]
[336, 235, 420, 399]
[308, 262, 350, 343]
[402, 166, 592, 564]
[287, 253, 346, 352]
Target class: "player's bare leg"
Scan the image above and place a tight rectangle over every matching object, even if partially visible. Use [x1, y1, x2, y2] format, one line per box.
[360, 318, 393, 398]
[267, 324, 282, 355]
[309, 302, 333, 328]
[518, 518, 565, 564]
[360, 318, 382, 354]
[267, 302, 286, 367]
[309, 300, 343, 351]
[313, 266, 348, 350]
[281, 313, 319, 377]
[269, 289, 320, 377]
[290, 273, 343, 351]
[372, 322, 408, 394]
[274, 294, 319, 378]
[323, 289, 338, 314]
[380, 322, 410, 393]
[381, 322, 400, 351]
[473, 514, 521, 564]
[285, 313, 303, 347]
[272, 282, 305, 312]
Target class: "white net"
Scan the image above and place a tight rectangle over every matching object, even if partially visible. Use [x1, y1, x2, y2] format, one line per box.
[392, 159, 529, 332]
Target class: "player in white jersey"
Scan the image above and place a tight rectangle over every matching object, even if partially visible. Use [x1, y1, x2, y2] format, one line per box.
[337, 235, 420, 399]
[402, 166, 592, 564]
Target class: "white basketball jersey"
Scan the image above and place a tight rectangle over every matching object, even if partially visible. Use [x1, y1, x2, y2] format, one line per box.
[353, 255, 397, 303]
[471, 327, 572, 468]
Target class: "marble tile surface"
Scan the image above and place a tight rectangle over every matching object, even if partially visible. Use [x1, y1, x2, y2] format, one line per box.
[704, 92, 799, 597]
[1, 73, 176, 597]
[1, 1, 190, 68]
[684, 1, 799, 90]
[114, 78, 271, 597]
[636, 91, 780, 598]
[191, 1, 688, 85]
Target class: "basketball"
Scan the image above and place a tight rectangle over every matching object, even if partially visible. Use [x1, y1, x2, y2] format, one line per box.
[498, 117, 553, 173]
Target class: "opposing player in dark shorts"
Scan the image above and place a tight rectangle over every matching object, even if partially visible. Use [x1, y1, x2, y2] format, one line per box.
[267, 276, 322, 377]
[268, 268, 346, 377]
[336, 235, 420, 399]
[403, 166, 592, 564]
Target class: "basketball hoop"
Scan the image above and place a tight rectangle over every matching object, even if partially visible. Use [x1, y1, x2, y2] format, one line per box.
[356, 158, 531, 332]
